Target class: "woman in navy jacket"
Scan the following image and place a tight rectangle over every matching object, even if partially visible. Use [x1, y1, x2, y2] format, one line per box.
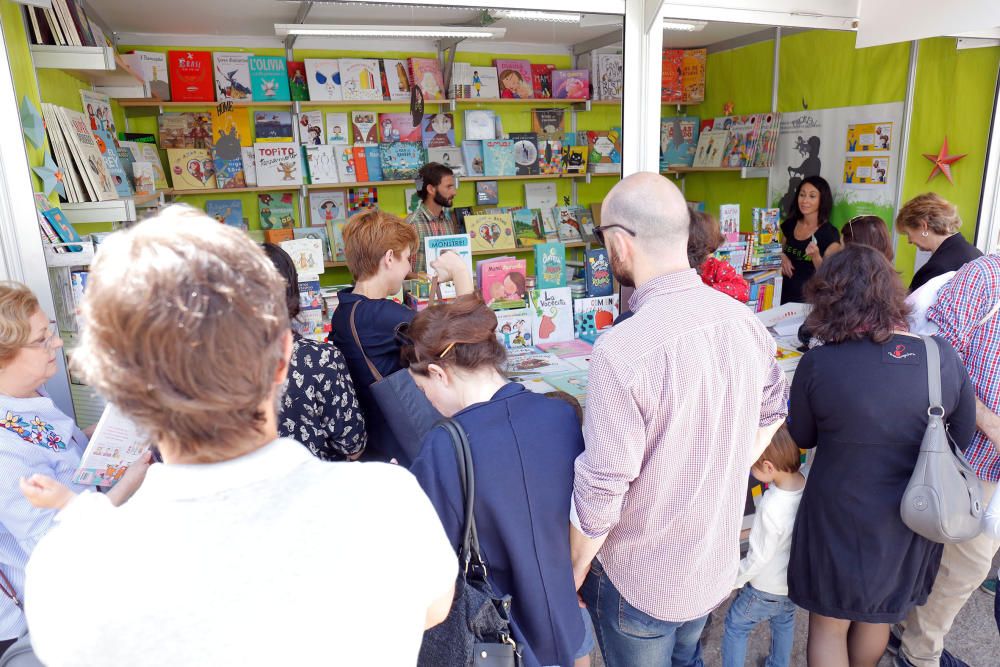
[404, 296, 587, 667]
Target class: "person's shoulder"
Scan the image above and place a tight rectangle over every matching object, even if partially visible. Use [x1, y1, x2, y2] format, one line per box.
[294, 336, 344, 364]
[364, 297, 414, 327]
[819, 222, 840, 241]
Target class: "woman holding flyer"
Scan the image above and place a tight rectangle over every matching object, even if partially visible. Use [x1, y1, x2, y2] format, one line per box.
[0, 282, 148, 658]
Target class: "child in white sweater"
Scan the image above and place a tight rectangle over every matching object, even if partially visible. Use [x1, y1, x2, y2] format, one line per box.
[982, 481, 1000, 637]
[722, 426, 806, 667]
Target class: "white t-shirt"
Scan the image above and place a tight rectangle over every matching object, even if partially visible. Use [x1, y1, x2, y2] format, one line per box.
[734, 483, 804, 596]
[906, 271, 956, 335]
[25, 438, 457, 666]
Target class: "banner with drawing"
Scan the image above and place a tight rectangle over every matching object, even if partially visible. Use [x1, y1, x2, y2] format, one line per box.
[769, 102, 904, 229]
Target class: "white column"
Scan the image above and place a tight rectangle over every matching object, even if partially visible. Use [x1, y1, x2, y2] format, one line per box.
[977, 78, 1000, 254]
[621, 0, 664, 176]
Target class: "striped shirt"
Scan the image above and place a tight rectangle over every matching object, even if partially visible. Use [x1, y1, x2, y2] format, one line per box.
[0, 388, 90, 639]
[573, 270, 788, 622]
[405, 203, 459, 274]
[928, 253, 1000, 482]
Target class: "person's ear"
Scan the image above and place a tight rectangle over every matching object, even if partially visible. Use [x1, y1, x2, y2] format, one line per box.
[608, 230, 632, 261]
[383, 248, 396, 268]
[426, 363, 449, 386]
[273, 329, 294, 385]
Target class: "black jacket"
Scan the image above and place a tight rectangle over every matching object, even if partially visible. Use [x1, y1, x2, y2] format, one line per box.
[909, 233, 982, 293]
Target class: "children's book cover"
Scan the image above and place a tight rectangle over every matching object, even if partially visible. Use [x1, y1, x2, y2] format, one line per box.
[595, 54, 624, 100]
[587, 129, 623, 167]
[205, 199, 244, 228]
[531, 108, 566, 141]
[213, 52, 252, 102]
[378, 112, 421, 143]
[339, 59, 384, 101]
[465, 213, 516, 253]
[298, 276, 323, 311]
[464, 109, 497, 141]
[511, 208, 544, 247]
[382, 58, 412, 101]
[42, 207, 82, 250]
[298, 111, 325, 146]
[524, 181, 557, 211]
[534, 242, 566, 288]
[752, 207, 781, 244]
[304, 59, 341, 101]
[212, 153, 246, 189]
[494, 59, 534, 99]
[495, 308, 535, 350]
[363, 144, 383, 181]
[531, 63, 556, 98]
[509, 132, 540, 176]
[661, 49, 684, 103]
[536, 140, 562, 175]
[351, 111, 378, 144]
[294, 226, 333, 264]
[426, 146, 465, 177]
[80, 90, 117, 140]
[483, 139, 515, 177]
[407, 57, 446, 100]
[168, 50, 214, 102]
[553, 206, 583, 243]
[335, 145, 356, 183]
[132, 162, 155, 195]
[505, 352, 577, 381]
[348, 187, 378, 215]
[135, 142, 168, 189]
[326, 219, 348, 263]
[253, 110, 294, 142]
[461, 140, 485, 176]
[720, 204, 741, 242]
[92, 130, 132, 197]
[167, 148, 217, 190]
[72, 404, 150, 488]
[287, 61, 309, 101]
[254, 142, 303, 187]
[249, 56, 290, 101]
[379, 142, 424, 180]
[325, 112, 349, 144]
[351, 146, 370, 182]
[473, 67, 500, 99]
[529, 287, 574, 344]
[537, 339, 593, 358]
[424, 233, 472, 299]
[258, 192, 295, 229]
[552, 69, 590, 99]
[578, 207, 599, 245]
[422, 112, 455, 149]
[682, 48, 707, 104]
[480, 257, 528, 309]
[158, 112, 213, 149]
[559, 145, 588, 175]
[692, 129, 728, 168]
[305, 145, 338, 184]
[280, 238, 325, 275]
[124, 50, 170, 100]
[542, 371, 589, 401]
[211, 105, 252, 148]
[585, 248, 614, 297]
[660, 116, 699, 168]
[241, 146, 256, 185]
[476, 180, 499, 206]
[309, 191, 346, 227]
[573, 295, 619, 337]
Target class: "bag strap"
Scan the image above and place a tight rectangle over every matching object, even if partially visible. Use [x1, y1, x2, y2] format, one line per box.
[0, 567, 21, 609]
[428, 276, 442, 307]
[977, 296, 1000, 328]
[348, 301, 384, 382]
[439, 419, 483, 571]
[921, 335, 944, 413]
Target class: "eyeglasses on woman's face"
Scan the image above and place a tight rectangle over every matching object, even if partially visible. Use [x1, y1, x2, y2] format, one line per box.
[24, 321, 60, 351]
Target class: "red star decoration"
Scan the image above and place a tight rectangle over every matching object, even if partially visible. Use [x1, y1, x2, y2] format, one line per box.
[923, 137, 967, 184]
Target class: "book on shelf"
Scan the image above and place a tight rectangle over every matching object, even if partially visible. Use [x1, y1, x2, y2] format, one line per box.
[379, 142, 424, 180]
[351, 111, 378, 144]
[305, 145, 339, 184]
[494, 59, 534, 99]
[560, 145, 589, 175]
[363, 144, 383, 181]
[158, 112, 213, 149]
[464, 109, 497, 141]
[124, 51, 170, 100]
[168, 50, 214, 102]
[752, 208, 781, 244]
[305, 59, 342, 101]
[258, 192, 295, 229]
[167, 148, 217, 190]
[298, 111, 325, 146]
[531, 108, 566, 141]
[509, 133, 540, 176]
[382, 58, 412, 102]
[692, 129, 729, 168]
[114, 145, 136, 194]
[294, 226, 334, 264]
[534, 242, 566, 288]
[264, 228, 294, 244]
[426, 146, 465, 177]
[531, 64, 556, 99]
[538, 139, 562, 175]
[334, 145, 356, 183]
[461, 141, 485, 177]
[479, 256, 528, 309]
[325, 112, 349, 144]
[407, 57, 446, 101]
[240, 146, 257, 186]
[660, 116, 699, 169]
[42, 206, 83, 251]
[475, 180, 499, 206]
[280, 238, 325, 276]
[79, 90, 118, 141]
[211, 106, 252, 148]
[213, 52, 253, 102]
[424, 233, 473, 299]
[553, 206, 585, 243]
[348, 187, 378, 216]
[308, 191, 346, 227]
[682, 49, 707, 104]
[661, 49, 684, 103]
[585, 248, 614, 297]
[466, 213, 516, 253]
[552, 69, 590, 100]
[248, 56, 290, 102]
[340, 59, 384, 101]
[352, 146, 369, 182]
[205, 199, 244, 229]
[56, 106, 119, 201]
[495, 308, 535, 350]
[131, 162, 155, 195]
[253, 110, 294, 142]
[510, 208, 545, 247]
[720, 204, 740, 243]
[422, 112, 456, 148]
[73, 404, 150, 488]
[92, 130, 132, 198]
[483, 139, 515, 177]
[573, 295, 619, 338]
[287, 61, 309, 101]
[595, 54, 624, 101]
[587, 129, 623, 174]
[378, 112, 421, 143]
[451, 63, 500, 99]
[253, 142, 303, 187]
[528, 286, 575, 344]
[524, 181, 557, 210]
[326, 219, 348, 263]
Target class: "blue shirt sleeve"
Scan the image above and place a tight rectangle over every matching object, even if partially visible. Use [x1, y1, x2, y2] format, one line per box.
[409, 425, 465, 550]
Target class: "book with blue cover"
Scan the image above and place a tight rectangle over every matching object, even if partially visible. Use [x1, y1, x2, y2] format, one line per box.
[363, 144, 383, 181]
[483, 139, 515, 177]
[379, 142, 424, 180]
[585, 248, 614, 297]
[92, 130, 132, 198]
[534, 242, 566, 288]
[462, 140, 485, 176]
[660, 116, 699, 169]
[205, 199, 244, 228]
[248, 56, 290, 102]
[42, 208, 83, 251]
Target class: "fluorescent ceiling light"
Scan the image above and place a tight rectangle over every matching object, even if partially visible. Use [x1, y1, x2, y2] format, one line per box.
[492, 10, 582, 23]
[275, 24, 505, 38]
[663, 19, 707, 32]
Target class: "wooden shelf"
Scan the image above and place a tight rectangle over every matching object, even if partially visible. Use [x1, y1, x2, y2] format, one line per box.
[118, 99, 293, 108]
[172, 185, 293, 196]
[307, 180, 409, 189]
[300, 99, 449, 107]
[450, 98, 589, 105]
[663, 167, 770, 179]
[323, 240, 590, 269]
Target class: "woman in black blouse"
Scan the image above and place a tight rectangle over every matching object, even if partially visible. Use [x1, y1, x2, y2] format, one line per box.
[263, 244, 367, 460]
[895, 193, 982, 293]
[780, 175, 842, 304]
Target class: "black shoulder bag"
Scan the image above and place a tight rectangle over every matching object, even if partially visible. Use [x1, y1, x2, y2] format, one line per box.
[418, 419, 522, 667]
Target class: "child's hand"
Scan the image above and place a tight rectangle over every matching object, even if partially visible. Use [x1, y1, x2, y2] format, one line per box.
[20, 474, 75, 510]
[430, 251, 465, 284]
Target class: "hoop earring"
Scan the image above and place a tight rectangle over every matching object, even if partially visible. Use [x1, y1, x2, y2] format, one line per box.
[921, 231, 929, 237]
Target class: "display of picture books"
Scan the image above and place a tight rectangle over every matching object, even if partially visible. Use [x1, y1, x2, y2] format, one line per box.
[464, 110, 497, 141]
[552, 69, 590, 99]
[258, 192, 295, 229]
[479, 256, 527, 308]
[305, 59, 342, 101]
[72, 404, 149, 488]
[92, 130, 131, 197]
[254, 111, 294, 142]
[287, 61, 309, 101]
[660, 116, 699, 169]
[309, 191, 346, 227]
[595, 54, 624, 100]
[254, 142, 303, 187]
[531, 64, 556, 99]
[407, 57, 446, 100]
[475, 180, 499, 206]
[452, 63, 500, 99]
[585, 248, 614, 297]
[305, 145, 338, 184]
[213, 52, 252, 102]
[348, 186, 378, 215]
[553, 206, 584, 243]
[573, 295, 619, 338]
[534, 242, 566, 288]
[461, 141, 485, 176]
[168, 50, 214, 102]
[379, 142, 424, 180]
[661, 48, 706, 104]
[158, 112, 213, 149]
[682, 49, 707, 104]
[465, 213, 516, 252]
[531, 108, 566, 141]
[495, 308, 535, 350]
[422, 112, 456, 149]
[495, 59, 534, 99]
[339, 59, 384, 101]
[425, 146, 465, 177]
[167, 148, 217, 190]
[560, 145, 589, 175]
[298, 111, 325, 146]
[123, 50, 170, 100]
[280, 238, 325, 275]
[483, 139, 515, 177]
[294, 226, 334, 264]
[692, 129, 728, 168]
[424, 233, 473, 299]
[378, 112, 421, 143]
[529, 287, 574, 344]
[205, 199, 244, 228]
[509, 133, 540, 176]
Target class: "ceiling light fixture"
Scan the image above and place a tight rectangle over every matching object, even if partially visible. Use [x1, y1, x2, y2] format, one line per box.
[275, 23, 505, 39]
[662, 19, 707, 32]
[491, 10, 582, 23]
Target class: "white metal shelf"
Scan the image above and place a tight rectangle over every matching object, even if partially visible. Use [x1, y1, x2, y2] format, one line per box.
[29, 45, 143, 89]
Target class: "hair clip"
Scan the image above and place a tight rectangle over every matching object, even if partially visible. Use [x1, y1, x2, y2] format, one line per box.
[438, 342, 456, 359]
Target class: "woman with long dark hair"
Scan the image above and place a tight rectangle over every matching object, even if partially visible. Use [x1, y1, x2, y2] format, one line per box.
[780, 175, 842, 304]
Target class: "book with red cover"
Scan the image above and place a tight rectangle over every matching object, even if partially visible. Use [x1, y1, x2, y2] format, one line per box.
[661, 49, 684, 103]
[352, 146, 370, 182]
[168, 50, 214, 102]
[531, 64, 556, 99]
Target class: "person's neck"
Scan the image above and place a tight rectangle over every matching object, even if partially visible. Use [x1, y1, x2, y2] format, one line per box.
[927, 233, 954, 253]
[423, 197, 443, 218]
[772, 470, 806, 492]
[800, 213, 820, 228]
[354, 274, 393, 300]
[456, 367, 508, 411]
[159, 411, 279, 465]
[0, 375, 41, 399]
[632, 251, 693, 288]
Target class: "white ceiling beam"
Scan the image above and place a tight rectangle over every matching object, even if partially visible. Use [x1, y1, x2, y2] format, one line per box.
[659, 3, 856, 30]
[857, 0, 1000, 48]
[312, 0, 625, 15]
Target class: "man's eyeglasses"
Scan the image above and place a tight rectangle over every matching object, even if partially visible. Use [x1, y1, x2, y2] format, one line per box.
[594, 224, 637, 247]
[25, 321, 60, 350]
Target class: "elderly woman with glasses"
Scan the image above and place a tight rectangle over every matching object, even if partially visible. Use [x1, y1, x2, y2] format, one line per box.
[0, 282, 147, 657]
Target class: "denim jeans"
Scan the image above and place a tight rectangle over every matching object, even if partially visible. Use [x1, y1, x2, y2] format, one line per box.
[580, 559, 708, 667]
[721, 584, 797, 667]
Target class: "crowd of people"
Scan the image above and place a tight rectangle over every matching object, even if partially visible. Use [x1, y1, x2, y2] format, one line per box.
[0, 170, 996, 667]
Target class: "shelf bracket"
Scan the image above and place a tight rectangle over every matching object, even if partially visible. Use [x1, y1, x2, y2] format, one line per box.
[284, 1, 314, 52]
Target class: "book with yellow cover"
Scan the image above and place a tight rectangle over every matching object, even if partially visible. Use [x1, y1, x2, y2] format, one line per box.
[465, 213, 517, 252]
